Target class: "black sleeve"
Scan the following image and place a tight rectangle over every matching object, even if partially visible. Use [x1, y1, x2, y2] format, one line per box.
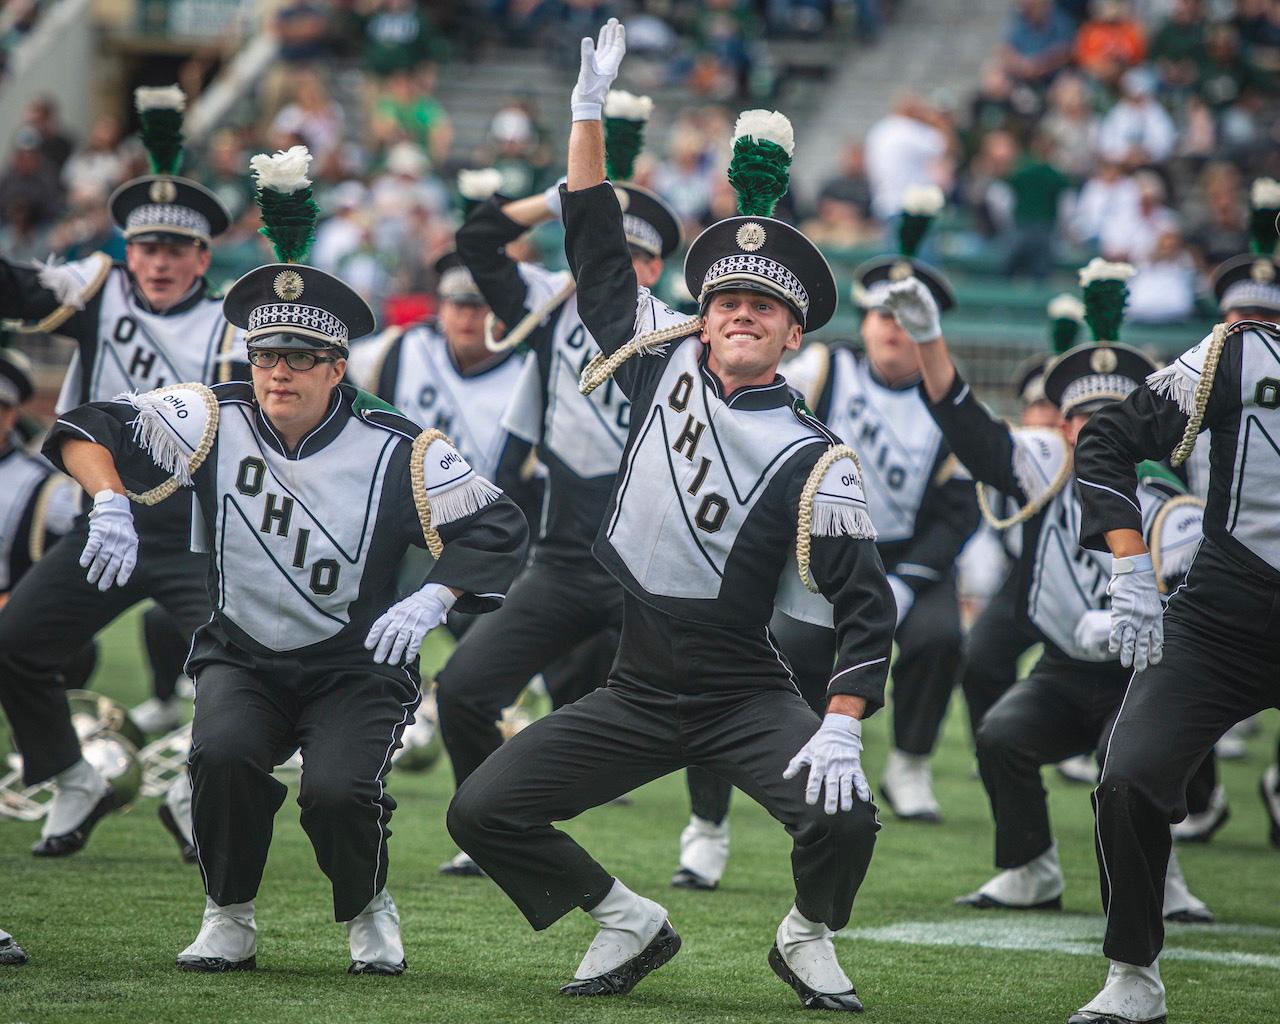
[562, 182, 638, 361]
[890, 470, 979, 594]
[42, 400, 188, 496]
[924, 371, 1024, 501]
[492, 434, 543, 526]
[0, 257, 89, 336]
[454, 199, 536, 331]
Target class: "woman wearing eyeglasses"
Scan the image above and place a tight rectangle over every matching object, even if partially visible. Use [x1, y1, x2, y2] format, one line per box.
[41, 259, 529, 976]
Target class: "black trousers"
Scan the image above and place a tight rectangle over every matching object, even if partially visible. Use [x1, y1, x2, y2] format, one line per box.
[447, 594, 880, 931]
[961, 571, 1036, 739]
[1095, 539, 1280, 966]
[187, 628, 420, 922]
[0, 527, 210, 785]
[142, 605, 191, 702]
[436, 557, 623, 787]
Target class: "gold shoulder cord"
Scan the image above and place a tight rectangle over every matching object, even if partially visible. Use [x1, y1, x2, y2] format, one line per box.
[800, 343, 831, 412]
[796, 443, 863, 593]
[27, 473, 69, 563]
[125, 384, 220, 506]
[409, 428, 453, 559]
[1147, 493, 1204, 594]
[5, 254, 112, 335]
[216, 322, 238, 384]
[579, 316, 703, 395]
[976, 440, 1074, 531]
[1170, 321, 1228, 468]
[485, 277, 577, 353]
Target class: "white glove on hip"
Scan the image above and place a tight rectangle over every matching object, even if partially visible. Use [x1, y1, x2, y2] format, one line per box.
[886, 574, 915, 628]
[1073, 609, 1114, 661]
[783, 713, 871, 814]
[365, 583, 458, 666]
[571, 18, 626, 121]
[884, 278, 942, 343]
[1107, 552, 1163, 672]
[80, 490, 138, 591]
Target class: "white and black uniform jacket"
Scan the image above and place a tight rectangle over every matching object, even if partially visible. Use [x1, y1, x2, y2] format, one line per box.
[929, 372, 1203, 662]
[564, 182, 895, 708]
[455, 198, 631, 568]
[0, 254, 247, 545]
[1077, 319, 1280, 585]
[45, 382, 529, 662]
[0, 437, 79, 593]
[788, 343, 979, 600]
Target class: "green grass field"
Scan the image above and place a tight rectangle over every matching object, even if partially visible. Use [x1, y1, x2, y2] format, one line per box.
[2, 607, 1278, 1024]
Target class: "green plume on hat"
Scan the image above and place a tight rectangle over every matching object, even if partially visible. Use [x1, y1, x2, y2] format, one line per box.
[604, 91, 653, 182]
[898, 185, 944, 258]
[1077, 257, 1134, 344]
[250, 146, 319, 264]
[1046, 293, 1085, 353]
[727, 109, 794, 217]
[134, 85, 186, 176]
[1249, 178, 1280, 255]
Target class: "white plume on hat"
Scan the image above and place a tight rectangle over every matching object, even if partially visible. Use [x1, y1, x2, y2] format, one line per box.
[1251, 177, 1280, 209]
[901, 184, 945, 217]
[250, 145, 312, 195]
[1078, 257, 1135, 286]
[603, 90, 654, 122]
[134, 85, 186, 112]
[732, 109, 795, 156]
[1047, 293, 1086, 321]
[457, 168, 504, 201]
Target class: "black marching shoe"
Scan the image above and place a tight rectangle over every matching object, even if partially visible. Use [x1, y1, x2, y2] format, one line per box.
[0, 937, 28, 966]
[158, 803, 197, 864]
[176, 953, 256, 973]
[559, 920, 681, 997]
[438, 850, 485, 877]
[954, 890, 1063, 911]
[670, 867, 717, 891]
[31, 788, 118, 858]
[768, 944, 863, 1012]
[349, 959, 406, 976]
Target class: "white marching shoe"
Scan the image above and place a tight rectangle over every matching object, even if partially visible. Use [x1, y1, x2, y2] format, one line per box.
[1259, 764, 1280, 849]
[438, 849, 485, 877]
[957, 843, 1064, 910]
[1170, 785, 1229, 843]
[32, 758, 113, 857]
[1068, 960, 1167, 1023]
[560, 880, 681, 997]
[347, 889, 405, 975]
[130, 696, 185, 735]
[1056, 754, 1100, 786]
[768, 904, 862, 1012]
[158, 774, 196, 864]
[176, 898, 256, 972]
[880, 749, 941, 822]
[1162, 849, 1212, 923]
[671, 815, 729, 890]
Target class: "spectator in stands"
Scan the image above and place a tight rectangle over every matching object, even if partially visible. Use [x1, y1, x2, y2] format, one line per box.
[1004, 130, 1072, 280]
[999, 0, 1076, 87]
[1097, 65, 1176, 166]
[1235, 0, 1280, 74]
[1149, 0, 1206, 97]
[195, 130, 256, 232]
[965, 62, 1040, 152]
[653, 124, 718, 234]
[1098, 168, 1178, 262]
[361, 0, 437, 78]
[816, 142, 874, 220]
[799, 191, 881, 250]
[274, 0, 330, 65]
[480, 104, 553, 200]
[1070, 159, 1140, 248]
[47, 181, 119, 262]
[692, 0, 759, 97]
[371, 64, 452, 169]
[1074, 0, 1147, 86]
[370, 142, 449, 251]
[1127, 227, 1197, 322]
[270, 68, 346, 179]
[0, 200, 49, 263]
[0, 127, 63, 230]
[23, 96, 74, 175]
[61, 115, 125, 197]
[1038, 71, 1100, 179]
[1185, 162, 1249, 271]
[312, 180, 370, 276]
[864, 93, 954, 223]
[959, 128, 1020, 246]
[1197, 23, 1259, 114]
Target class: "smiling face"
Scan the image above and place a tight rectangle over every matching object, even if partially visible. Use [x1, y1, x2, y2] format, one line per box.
[700, 289, 803, 388]
[251, 347, 346, 445]
[126, 240, 211, 309]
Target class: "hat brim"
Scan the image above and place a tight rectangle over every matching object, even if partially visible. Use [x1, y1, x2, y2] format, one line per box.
[615, 183, 682, 259]
[225, 263, 376, 355]
[851, 255, 955, 312]
[109, 175, 231, 242]
[1042, 342, 1158, 415]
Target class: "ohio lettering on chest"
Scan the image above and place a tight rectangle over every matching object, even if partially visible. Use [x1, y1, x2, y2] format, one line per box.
[665, 370, 729, 534]
[542, 312, 630, 478]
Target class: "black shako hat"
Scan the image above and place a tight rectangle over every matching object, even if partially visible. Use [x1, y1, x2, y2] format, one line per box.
[0, 348, 34, 406]
[851, 255, 956, 313]
[684, 216, 837, 331]
[1211, 252, 1280, 315]
[1013, 351, 1053, 406]
[1042, 342, 1157, 418]
[615, 183, 682, 259]
[434, 251, 487, 306]
[223, 263, 375, 355]
[108, 175, 231, 246]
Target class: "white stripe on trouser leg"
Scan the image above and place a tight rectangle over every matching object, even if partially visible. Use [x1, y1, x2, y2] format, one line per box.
[370, 680, 422, 900]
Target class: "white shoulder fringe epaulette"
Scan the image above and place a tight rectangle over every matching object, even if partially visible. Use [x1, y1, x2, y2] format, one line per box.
[977, 427, 1073, 531]
[118, 383, 220, 505]
[796, 444, 876, 593]
[410, 429, 501, 559]
[1148, 321, 1229, 467]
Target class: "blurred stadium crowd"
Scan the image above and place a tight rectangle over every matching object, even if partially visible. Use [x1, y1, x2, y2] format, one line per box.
[0, 0, 1276, 330]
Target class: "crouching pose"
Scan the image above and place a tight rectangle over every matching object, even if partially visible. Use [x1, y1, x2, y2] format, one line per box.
[447, 21, 894, 1011]
[45, 153, 528, 975]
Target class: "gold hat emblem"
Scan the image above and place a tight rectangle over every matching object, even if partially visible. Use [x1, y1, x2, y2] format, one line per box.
[736, 222, 766, 252]
[889, 259, 913, 282]
[1090, 347, 1118, 373]
[613, 187, 631, 212]
[1252, 258, 1276, 283]
[273, 270, 305, 301]
[149, 178, 178, 204]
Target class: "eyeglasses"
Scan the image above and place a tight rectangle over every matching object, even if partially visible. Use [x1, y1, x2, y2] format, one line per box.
[248, 350, 340, 371]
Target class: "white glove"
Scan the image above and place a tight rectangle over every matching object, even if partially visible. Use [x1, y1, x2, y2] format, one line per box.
[884, 278, 942, 343]
[886, 574, 915, 628]
[80, 490, 138, 591]
[543, 177, 567, 221]
[783, 713, 871, 814]
[365, 583, 458, 665]
[1107, 552, 1163, 671]
[571, 18, 626, 121]
[1073, 609, 1114, 661]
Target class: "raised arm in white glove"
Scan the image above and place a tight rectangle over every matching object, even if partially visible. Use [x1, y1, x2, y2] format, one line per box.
[783, 713, 871, 814]
[570, 18, 626, 121]
[80, 490, 138, 591]
[365, 582, 458, 666]
[1107, 552, 1163, 671]
[884, 278, 943, 343]
[1073, 608, 1114, 662]
[886, 574, 915, 628]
